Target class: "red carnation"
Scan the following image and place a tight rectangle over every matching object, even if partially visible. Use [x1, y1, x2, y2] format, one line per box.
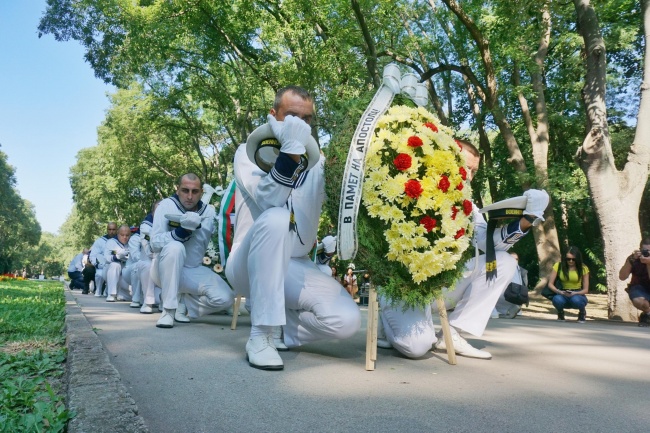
[407, 136, 423, 147]
[451, 206, 458, 220]
[456, 182, 464, 191]
[420, 215, 437, 232]
[454, 139, 463, 150]
[438, 175, 450, 193]
[454, 228, 466, 239]
[405, 179, 423, 198]
[393, 153, 412, 171]
[463, 199, 473, 216]
[424, 122, 438, 133]
[459, 167, 467, 181]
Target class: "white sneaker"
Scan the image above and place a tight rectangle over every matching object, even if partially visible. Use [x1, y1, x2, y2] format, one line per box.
[116, 296, 127, 301]
[490, 308, 499, 319]
[376, 316, 393, 349]
[140, 304, 153, 314]
[434, 327, 492, 359]
[246, 335, 284, 370]
[174, 298, 190, 323]
[106, 295, 116, 302]
[94, 292, 102, 297]
[129, 301, 141, 308]
[271, 326, 289, 351]
[156, 309, 175, 328]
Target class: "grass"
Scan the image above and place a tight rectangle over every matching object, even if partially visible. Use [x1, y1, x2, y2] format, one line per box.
[0, 279, 74, 432]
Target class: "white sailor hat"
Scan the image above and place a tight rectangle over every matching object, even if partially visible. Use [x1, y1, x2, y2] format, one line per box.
[479, 196, 527, 219]
[246, 123, 320, 173]
[321, 235, 337, 254]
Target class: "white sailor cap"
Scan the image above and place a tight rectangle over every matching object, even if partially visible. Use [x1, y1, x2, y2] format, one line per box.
[479, 196, 527, 219]
[246, 123, 320, 173]
[321, 235, 337, 254]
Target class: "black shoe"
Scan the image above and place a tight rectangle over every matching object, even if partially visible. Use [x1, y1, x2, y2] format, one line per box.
[639, 312, 649, 327]
[557, 311, 565, 321]
[577, 310, 586, 323]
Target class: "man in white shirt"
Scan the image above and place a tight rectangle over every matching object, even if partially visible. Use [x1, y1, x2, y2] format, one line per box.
[226, 86, 361, 371]
[151, 174, 234, 328]
[103, 225, 133, 302]
[67, 249, 88, 290]
[379, 141, 548, 360]
[89, 222, 117, 297]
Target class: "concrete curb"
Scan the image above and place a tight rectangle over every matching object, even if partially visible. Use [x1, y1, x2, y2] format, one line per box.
[64, 288, 149, 433]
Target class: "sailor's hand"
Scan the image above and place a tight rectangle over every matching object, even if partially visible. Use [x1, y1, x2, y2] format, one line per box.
[267, 114, 310, 156]
[523, 189, 549, 226]
[180, 212, 202, 231]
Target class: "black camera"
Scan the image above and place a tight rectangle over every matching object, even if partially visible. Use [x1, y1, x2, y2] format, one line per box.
[642, 249, 650, 257]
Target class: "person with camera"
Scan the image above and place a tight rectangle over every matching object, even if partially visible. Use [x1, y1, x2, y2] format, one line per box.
[618, 238, 650, 327]
[547, 246, 589, 322]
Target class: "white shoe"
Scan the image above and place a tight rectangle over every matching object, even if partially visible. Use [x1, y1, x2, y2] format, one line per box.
[174, 298, 190, 323]
[156, 309, 175, 328]
[376, 316, 393, 349]
[434, 327, 491, 360]
[116, 296, 127, 302]
[490, 308, 499, 319]
[271, 326, 289, 351]
[246, 335, 284, 370]
[106, 295, 116, 302]
[140, 304, 153, 314]
[94, 292, 102, 297]
[130, 301, 141, 308]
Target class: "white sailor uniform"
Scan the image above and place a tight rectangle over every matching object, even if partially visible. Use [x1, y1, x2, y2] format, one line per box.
[123, 231, 142, 305]
[137, 214, 161, 310]
[103, 237, 132, 301]
[150, 195, 234, 319]
[89, 235, 111, 297]
[379, 203, 526, 358]
[225, 145, 361, 347]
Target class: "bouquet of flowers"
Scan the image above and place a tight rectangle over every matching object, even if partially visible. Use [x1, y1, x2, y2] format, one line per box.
[324, 96, 474, 308]
[203, 240, 223, 274]
[363, 105, 473, 284]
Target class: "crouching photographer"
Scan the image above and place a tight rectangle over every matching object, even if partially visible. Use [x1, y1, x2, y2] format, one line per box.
[619, 237, 650, 327]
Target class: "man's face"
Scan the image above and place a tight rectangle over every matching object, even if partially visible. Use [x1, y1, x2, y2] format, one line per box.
[117, 227, 131, 245]
[460, 149, 480, 182]
[107, 223, 118, 238]
[177, 177, 202, 211]
[270, 91, 314, 125]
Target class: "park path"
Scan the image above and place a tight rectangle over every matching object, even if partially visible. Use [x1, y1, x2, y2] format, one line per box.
[66, 289, 649, 433]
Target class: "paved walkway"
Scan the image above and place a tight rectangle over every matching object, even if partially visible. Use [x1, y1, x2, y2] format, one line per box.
[64, 288, 649, 433]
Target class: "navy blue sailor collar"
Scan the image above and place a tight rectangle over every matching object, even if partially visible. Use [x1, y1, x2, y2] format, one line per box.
[170, 194, 208, 215]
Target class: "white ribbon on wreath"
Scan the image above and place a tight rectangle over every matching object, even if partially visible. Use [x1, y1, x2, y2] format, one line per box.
[337, 64, 429, 260]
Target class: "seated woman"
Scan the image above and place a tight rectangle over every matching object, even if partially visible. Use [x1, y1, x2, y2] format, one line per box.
[547, 246, 589, 323]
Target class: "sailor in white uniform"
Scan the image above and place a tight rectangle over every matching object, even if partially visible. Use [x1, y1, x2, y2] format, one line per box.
[379, 141, 549, 360]
[103, 225, 133, 302]
[89, 222, 117, 297]
[226, 86, 361, 371]
[151, 174, 234, 328]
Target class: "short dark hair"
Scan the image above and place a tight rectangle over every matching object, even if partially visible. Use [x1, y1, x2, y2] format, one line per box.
[274, 86, 313, 111]
[640, 238, 650, 248]
[178, 173, 202, 187]
[456, 138, 480, 157]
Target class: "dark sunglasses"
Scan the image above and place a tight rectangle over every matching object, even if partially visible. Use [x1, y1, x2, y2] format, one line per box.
[566, 257, 576, 262]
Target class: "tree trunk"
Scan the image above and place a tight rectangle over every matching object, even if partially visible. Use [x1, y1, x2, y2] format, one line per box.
[574, 0, 650, 320]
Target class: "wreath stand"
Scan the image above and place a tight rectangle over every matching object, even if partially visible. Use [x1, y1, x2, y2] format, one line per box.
[364, 284, 456, 370]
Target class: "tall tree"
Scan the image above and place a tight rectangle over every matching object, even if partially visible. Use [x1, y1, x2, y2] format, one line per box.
[573, 0, 650, 320]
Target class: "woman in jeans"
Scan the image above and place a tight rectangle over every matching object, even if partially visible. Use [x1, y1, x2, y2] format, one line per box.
[547, 246, 589, 322]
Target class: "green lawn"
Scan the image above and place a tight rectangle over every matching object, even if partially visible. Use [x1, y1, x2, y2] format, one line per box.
[0, 278, 74, 432]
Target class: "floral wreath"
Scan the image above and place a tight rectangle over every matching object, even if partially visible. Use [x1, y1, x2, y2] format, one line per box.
[362, 105, 473, 286]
